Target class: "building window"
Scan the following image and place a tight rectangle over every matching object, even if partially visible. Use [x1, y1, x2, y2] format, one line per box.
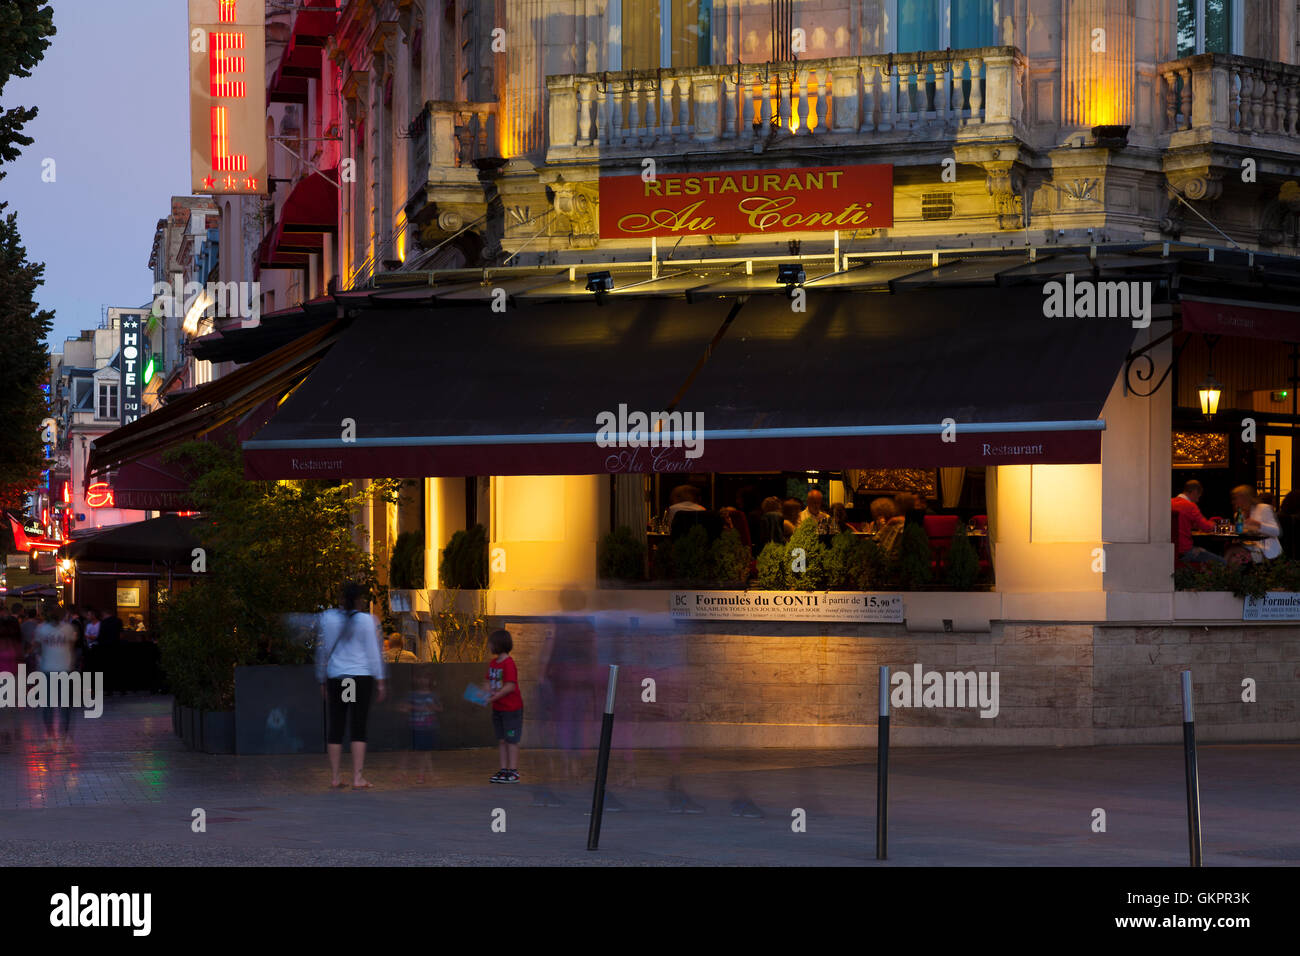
[613, 0, 712, 70]
[96, 382, 119, 421]
[895, 0, 995, 53]
[1177, 0, 1241, 56]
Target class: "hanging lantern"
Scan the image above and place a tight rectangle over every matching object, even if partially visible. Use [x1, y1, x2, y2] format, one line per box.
[1198, 374, 1222, 419]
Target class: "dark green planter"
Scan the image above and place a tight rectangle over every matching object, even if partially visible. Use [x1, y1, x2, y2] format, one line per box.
[234, 664, 324, 755]
[230, 663, 496, 753]
[199, 710, 235, 754]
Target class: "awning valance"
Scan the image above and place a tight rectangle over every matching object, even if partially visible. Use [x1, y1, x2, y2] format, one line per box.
[1180, 295, 1300, 342]
[242, 286, 1136, 479]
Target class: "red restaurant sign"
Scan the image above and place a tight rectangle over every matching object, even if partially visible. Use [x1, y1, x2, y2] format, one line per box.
[599, 164, 893, 240]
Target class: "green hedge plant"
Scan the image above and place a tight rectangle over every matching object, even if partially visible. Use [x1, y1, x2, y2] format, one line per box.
[390, 530, 425, 589]
[440, 524, 489, 589]
[598, 526, 646, 582]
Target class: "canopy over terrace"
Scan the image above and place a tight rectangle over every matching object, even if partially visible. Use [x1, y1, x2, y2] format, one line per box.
[240, 259, 1149, 479]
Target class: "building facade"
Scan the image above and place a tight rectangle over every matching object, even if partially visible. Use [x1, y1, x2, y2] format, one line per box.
[92, 0, 1300, 747]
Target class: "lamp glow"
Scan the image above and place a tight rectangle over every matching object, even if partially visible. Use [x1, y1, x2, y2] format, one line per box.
[1198, 375, 1222, 418]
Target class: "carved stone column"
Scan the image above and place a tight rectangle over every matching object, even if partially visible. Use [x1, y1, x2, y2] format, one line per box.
[981, 160, 1027, 230]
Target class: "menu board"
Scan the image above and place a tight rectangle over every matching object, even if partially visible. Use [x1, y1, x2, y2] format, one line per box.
[671, 591, 904, 623]
[1242, 592, 1300, 620]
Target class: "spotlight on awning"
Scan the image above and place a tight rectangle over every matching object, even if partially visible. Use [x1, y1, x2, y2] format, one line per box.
[777, 263, 805, 286]
[585, 271, 614, 293]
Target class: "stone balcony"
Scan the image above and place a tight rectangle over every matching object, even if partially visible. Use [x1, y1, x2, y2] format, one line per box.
[545, 45, 1027, 170]
[1158, 53, 1300, 199]
[404, 99, 498, 257]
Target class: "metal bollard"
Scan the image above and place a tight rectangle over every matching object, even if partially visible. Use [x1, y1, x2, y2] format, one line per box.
[1182, 670, 1202, 867]
[877, 664, 890, 861]
[586, 664, 619, 851]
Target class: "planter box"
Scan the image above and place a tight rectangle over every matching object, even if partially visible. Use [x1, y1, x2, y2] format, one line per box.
[199, 710, 236, 754]
[234, 664, 324, 755]
[230, 662, 496, 753]
[172, 699, 180, 737]
[1174, 590, 1245, 621]
[180, 705, 196, 748]
[362, 662, 497, 751]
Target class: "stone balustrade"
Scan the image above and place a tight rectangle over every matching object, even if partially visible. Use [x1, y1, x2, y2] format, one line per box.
[409, 100, 498, 188]
[1159, 54, 1300, 140]
[546, 46, 1025, 161]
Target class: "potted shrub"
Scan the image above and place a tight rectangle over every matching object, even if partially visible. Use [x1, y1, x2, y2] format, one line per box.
[755, 541, 788, 589]
[708, 528, 750, 587]
[785, 521, 827, 590]
[670, 525, 711, 586]
[898, 522, 934, 590]
[390, 530, 425, 590]
[440, 524, 489, 589]
[597, 526, 646, 584]
[944, 524, 979, 590]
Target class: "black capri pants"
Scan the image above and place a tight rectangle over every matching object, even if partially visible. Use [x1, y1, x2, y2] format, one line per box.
[326, 675, 376, 744]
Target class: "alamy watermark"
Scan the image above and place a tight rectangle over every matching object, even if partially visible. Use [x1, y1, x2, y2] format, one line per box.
[0, 667, 104, 718]
[595, 404, 705, 458]
[891, 663, 999, 718]
[1042, 275, 1151, 328]
[152, 277, 260, 322]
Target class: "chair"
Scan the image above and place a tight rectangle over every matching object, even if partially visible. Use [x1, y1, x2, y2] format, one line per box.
[1172, 508, 1194, 571]
[969, 514, 988, 531]
[923, 515, 960, 571]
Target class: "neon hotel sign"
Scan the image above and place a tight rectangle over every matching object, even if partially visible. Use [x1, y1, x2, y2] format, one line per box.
[189, 0, 267, 195]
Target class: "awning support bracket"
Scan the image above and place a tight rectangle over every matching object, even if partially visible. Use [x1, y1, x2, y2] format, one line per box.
[1124, 323, 1188, 398]
[662, 296, 749, 414]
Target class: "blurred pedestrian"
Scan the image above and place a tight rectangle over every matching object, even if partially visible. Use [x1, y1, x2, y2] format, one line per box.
[316, 582, 386, 790]
[0, 614, 22, 748]
[406, 669, 442, 784]
[35, 606, 77, 744]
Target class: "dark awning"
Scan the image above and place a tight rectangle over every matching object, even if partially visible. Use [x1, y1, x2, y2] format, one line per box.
[242, 285, 1137, 478]
[61, 515, 201, 564]
[88, 319, 345, 479]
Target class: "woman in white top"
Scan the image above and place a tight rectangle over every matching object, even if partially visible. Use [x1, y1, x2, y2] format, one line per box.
[316, 583, 386, 789]
[1231, 485, 1282, 561]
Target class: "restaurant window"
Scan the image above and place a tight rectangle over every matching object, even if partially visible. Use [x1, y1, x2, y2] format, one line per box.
[613, 0, 712, 70]
[630, 468, 991, 589]
[1176, 0, 1241, 56]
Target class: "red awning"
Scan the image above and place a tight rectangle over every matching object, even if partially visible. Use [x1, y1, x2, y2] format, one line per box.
[268, 0, 337, 102]
[255, 169, 337, 277]
[1181, 296, 1300, 342]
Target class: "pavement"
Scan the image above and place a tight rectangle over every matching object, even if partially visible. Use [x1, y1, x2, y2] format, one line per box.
[0, 696, 1296, 866]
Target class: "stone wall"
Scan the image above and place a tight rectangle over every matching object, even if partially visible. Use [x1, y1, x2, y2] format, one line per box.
[489, 617, 1300, 748]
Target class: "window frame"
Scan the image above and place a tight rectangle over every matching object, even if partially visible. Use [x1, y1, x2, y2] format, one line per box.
[1179, 0, 1245, 56]
[96, 381, 119, 422]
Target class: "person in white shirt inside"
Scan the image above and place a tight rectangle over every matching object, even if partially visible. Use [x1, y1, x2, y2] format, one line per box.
[1231, 485, 1282, 562]
[316, 583, 387, 789]
[798, 489, 833, 533]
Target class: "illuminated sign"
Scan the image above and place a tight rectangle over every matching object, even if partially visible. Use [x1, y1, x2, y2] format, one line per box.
[87, 483, 116, 509]
[598, 164, 894, 240]
[120, 314, 143, 425]
[189, 0, 267, 195]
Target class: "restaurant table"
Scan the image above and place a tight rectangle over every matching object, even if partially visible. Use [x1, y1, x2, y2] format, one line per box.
[1190, 530, 1266, 556]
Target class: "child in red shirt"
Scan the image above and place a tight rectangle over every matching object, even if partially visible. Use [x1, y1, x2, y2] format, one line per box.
[486, 629, 524, 783]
